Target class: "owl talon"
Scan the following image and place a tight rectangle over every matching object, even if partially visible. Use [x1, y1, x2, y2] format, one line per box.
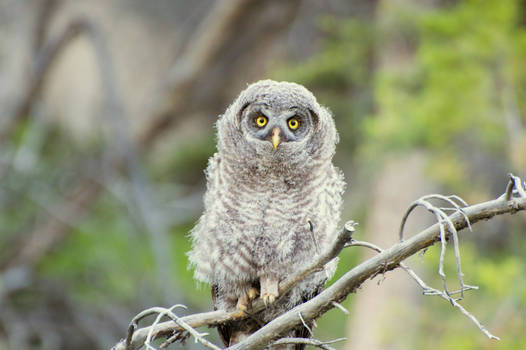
[260, 275, 279, 307]
[247, 287, 259, 301]
[262, 293, 277, 306]
[236, 287, 259, 312]
[236, 294, 250, 312]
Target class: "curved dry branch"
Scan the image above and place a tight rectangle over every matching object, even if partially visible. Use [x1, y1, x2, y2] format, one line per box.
[399, 194, 471, 298]
[112, 175, 526, 350]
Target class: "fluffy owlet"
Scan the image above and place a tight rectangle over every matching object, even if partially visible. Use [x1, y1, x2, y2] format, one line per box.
[188, 80, 345, 347]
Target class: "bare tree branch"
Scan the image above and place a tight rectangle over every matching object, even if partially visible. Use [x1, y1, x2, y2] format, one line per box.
[112, 175, 526, 350]
[140, 305, 222, 350]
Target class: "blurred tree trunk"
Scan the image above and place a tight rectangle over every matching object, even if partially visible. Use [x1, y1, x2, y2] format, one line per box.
[345, 1, 437, 349]
[345, 153, 433, 350]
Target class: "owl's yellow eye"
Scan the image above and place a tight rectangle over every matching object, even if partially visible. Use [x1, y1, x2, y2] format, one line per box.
[255, 116, 267, 127]
[288, 117, 299, 130]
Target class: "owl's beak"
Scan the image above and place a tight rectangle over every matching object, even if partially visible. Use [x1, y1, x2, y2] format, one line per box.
[271, 127, 281, 150]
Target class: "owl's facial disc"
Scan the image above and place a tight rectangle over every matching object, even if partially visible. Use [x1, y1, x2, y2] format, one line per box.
[241, 103, 312, 152]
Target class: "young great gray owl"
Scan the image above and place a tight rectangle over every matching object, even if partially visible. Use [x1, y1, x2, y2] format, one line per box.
[188, 80, 345, 347]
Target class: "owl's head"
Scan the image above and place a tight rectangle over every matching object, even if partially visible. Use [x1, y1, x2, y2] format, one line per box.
[217, 80, 338, 167]
[236, 92, 317, 152]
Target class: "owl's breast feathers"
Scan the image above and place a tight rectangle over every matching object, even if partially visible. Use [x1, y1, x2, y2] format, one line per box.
[189, 150, 344, 288]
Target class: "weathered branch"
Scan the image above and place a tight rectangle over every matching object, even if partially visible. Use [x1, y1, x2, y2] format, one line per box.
[112, 176, 526, 350]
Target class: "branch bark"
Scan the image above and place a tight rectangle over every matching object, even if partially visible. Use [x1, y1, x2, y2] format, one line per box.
[112, 180, 526, 350]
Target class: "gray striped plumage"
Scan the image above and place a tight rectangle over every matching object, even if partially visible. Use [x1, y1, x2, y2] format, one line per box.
[188, 80, 345, 347]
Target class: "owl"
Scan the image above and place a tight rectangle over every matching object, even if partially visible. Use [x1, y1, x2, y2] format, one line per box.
[188, 80, 345, 347]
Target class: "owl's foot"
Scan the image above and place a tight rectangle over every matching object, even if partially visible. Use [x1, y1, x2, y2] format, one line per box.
[236, 287, 259, 312]
[247, 287, 259, 301]
[260, 275, 279, 306]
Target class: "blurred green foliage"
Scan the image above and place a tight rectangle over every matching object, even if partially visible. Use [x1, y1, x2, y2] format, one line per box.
[366, 0, 526, 190]
[368, 0, 522, 148]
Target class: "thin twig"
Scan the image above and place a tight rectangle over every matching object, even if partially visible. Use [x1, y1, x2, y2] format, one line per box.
[144, 306, 184, 350]
[298, 312, 313, 336]
[400, 264, 499, 340]
[331, 301, 349, 315]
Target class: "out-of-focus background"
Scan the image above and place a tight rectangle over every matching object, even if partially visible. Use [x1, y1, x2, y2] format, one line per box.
[1, 0, 525, 349]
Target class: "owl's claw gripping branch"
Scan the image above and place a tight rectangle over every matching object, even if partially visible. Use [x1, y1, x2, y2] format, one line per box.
[260, 275, 279, 306]
[247, 287, 259, 301]
[236, 287, 259, 312]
